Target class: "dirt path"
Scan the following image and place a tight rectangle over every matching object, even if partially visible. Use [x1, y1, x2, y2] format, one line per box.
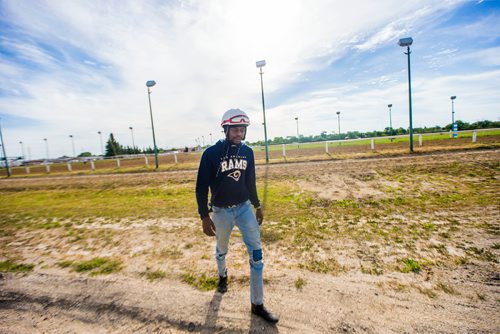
[1, 147, 498, 184]
[2, 266, 498, 334]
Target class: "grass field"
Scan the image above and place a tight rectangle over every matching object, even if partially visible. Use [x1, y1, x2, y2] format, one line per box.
[2, 130, 499, 178]
[254, 129, 500, 151]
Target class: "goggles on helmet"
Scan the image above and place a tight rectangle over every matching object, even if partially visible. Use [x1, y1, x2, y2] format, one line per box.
[221, 114, 250, 127]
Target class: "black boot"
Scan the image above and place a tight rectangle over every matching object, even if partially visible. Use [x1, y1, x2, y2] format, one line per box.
[251, 303, 279, 324]
[217, 271, 227, 293]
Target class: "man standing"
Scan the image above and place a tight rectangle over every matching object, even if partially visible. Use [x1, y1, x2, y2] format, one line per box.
[195, 108, 279, 324]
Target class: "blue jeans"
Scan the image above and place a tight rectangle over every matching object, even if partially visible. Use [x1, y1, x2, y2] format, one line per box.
[212, 200, 264, 305]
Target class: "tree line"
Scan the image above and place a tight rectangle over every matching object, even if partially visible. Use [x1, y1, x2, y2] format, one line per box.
[104, 133, 165, 157]
[247, 119, 500, 146]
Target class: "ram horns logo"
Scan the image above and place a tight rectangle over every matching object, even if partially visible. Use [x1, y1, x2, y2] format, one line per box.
[227, 170, 241, 181]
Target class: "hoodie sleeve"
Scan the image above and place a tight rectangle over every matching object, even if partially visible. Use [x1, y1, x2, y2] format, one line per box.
[245, 149, 261, 208]
[196, 150, 212, 219]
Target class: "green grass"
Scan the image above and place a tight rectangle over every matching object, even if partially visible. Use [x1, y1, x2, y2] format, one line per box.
[300, 258, 344, 274]
[467, 247, 497, 262]
[0, 260, 34, 273]
[400, 258, 421, 273]
[56, 260, 74, 268]
[181, 271, 219, 291]
[158, 247, 183, 259]
[73, 257, 123, 275]
[360, 261, 384, 275]
[141, 269, 167, 281]
[0, 184, 197, 219]
[253, 129, 500, 152]
[294, 277, 306, 290]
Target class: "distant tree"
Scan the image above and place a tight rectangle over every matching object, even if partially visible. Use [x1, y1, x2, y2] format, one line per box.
[105, 133, 122, 157]
[245, 119, 498, 146]
[78, 152, 92, 157]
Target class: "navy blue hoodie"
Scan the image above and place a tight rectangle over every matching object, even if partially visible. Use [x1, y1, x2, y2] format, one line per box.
[196, 139, 260, 219]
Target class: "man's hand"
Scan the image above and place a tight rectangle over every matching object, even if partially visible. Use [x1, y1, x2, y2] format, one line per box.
[202, 216, 216, 236]
[256, 207, 264, 225]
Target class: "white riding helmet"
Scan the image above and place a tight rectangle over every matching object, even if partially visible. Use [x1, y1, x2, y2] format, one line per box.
[221, 108, 251, 128]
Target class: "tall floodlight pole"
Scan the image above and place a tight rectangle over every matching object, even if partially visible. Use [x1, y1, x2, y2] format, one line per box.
[69, 135, 75, 157]
[450, 96, 457, 138]
[209, 133, 213, 145]
[256, 60, 269, 163]
[399, 37, 414, 153]
[295, 117, 299, 148]
[43, 138, 49, 161]
[19, 141, 25, 159]
[97, 131, 104, 155]
[202, 135, 205, 147]
[0, 119, 11, 177]
[129, 126, 136, 150]
[336, 111, 341, 142]
[388, 104, 393, 139]
[146, 80, 159, 169]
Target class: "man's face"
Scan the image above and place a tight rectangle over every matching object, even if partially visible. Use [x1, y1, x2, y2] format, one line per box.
[228, 126, 246, 144]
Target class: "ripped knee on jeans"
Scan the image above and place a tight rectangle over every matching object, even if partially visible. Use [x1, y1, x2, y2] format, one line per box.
[250, 249, 264, 271]
[252, 249, 262, 262]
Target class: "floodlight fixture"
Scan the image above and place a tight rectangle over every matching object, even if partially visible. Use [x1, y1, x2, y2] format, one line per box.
[336, 111, 341, 142]
[97, 131, 104, 155]
[69, 135, 75, 157]
[256, 59, 269, 162]
[146, 80, 159, 168]
[129, 126, 136, 149]
[43, 138, 49, 161]
[398, 37, 413, 47]
[294, 117, 300, 147]
[451, 95, 457, 138]
[399, 36, 414, 152]
[19, 141, 25, 159]
[387, 104, 394, 138]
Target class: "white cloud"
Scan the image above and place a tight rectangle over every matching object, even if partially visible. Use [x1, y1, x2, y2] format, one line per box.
[0, 0, 497, 158]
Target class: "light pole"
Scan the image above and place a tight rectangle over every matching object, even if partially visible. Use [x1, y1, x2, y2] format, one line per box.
[97, 131, 104, 155]
[294, 117, 299, 148]
[0, 119, 10, 177]
[19, 141, 25, 159]
[146, 80, 159, 169]
[450, 96, 457, 138]
[209, 133, 213, 145]
[129, 126, 136, 151]
[388, 104, 393, 140]
[336, 111, 341, 142]
[398, 37, 414, 153]
[256, 60, 269, 163]
[69, 135, 75, 157]
[43, 138, 49, 162]
[202, 135, 205, 147]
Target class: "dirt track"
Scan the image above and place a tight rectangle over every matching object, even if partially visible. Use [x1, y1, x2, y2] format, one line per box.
[1, 149, 499, 333]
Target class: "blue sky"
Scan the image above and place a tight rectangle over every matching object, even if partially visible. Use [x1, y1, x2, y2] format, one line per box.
[0, 0, 499, 159]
